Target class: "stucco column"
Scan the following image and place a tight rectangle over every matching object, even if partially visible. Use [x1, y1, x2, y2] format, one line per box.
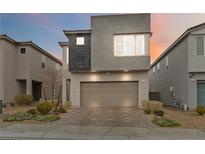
[188, 78, 197, 110]
[70, 75, 80, 107]
[59, 43, 69, 105]
[26, 78, 32, 96]
[138, 79, 149, 109]
[0, 43, 4, 103]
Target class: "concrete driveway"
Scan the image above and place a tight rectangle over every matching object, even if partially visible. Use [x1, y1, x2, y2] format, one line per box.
[53, 107, 156, 128]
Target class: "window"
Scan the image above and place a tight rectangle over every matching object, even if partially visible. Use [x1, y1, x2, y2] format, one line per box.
[197, 36, 204, 56]
[19, 48, 26, 54]
[153, 67, 156, 73]
[66, 48, 69, 64]
[114, 34, 145, 56]
[76, 37, 85, 45]
[166, 56, 169, 69]
[41, 55, 46, 69]
[157, 62, 160, 73]
[41, 62, 46, 69]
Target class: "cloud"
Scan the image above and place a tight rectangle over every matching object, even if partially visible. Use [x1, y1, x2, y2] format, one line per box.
[151, 13, 205, 63]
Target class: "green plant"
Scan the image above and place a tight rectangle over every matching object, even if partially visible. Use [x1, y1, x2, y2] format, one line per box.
[14, 95, 33, 105]
[144, 109, 151, 114]
[153, 110, 165, 117]
[3, 112, 33, 122]
[196, 106, 205, 116]
[36, 102, 52, 114]
[58, 106, 67, 113]
[34, 115, 60, 122]
[152, 117, 180, 127]
[27, 109, 37, 115]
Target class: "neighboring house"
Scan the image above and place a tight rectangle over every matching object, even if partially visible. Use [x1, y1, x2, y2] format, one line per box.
[59, 14, 151, 108]
[0, 35, 62, 104]
[149, 23, 205, 110]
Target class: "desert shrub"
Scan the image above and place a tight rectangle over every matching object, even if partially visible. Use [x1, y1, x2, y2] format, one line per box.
[3, 112, 33, 122]
[153, 110, 165, 117]
[36, 102, 52, 114]
[142, 100, 163, 112]
[58, 106, 67, 113]
[144, 109, 151, 114]
[14, 95, 33, 105]
[10, 102, 15, 107]
[64, 101, 72, 109]
[196, 106, 205, 116]
[152, 116, 180, 127]
[27, 108, 37, 115]
[34, 115, 60, 122]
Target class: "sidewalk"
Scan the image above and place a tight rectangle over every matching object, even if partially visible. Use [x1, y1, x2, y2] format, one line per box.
[1, 123, 205, 140]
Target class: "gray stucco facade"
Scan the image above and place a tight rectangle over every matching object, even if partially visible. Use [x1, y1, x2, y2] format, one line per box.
[91, 14, 151, 71]
[62, 14, 151, 108]
[0, 35, 62, 104]
[149, 23, 205, 110]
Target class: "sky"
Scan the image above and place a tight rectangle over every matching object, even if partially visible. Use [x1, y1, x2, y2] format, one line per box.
[0, 13, 205, 62]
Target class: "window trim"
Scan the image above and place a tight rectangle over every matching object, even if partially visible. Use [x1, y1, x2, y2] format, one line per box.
[76, 37, 85, 46]
[113, 34, 145, 57]
[157, 62, 160, 73]
[41, 55, 46, 69]
[197, 36, 204, 56]
[41, 62, 46, 69]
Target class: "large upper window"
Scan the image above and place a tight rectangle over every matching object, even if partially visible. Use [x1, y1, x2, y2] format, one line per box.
[114, 34, 145, 56]
[197, 36, 204, 56]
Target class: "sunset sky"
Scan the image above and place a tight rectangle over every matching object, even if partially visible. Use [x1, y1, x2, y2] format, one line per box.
[1, 13, 205, 62]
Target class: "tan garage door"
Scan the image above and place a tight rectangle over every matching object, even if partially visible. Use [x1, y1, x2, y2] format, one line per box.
[80, 82, 138, 107]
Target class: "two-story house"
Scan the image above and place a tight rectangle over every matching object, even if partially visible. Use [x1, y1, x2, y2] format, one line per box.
[150, 23, 205, 110]
[0, 35, 62, 104]
[59, 14, 151, 108]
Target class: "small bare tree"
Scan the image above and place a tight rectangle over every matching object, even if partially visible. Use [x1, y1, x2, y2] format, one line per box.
[44, 65, 62, 109]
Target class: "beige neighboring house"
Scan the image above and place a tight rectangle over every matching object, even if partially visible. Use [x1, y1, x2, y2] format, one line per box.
[59, 14, 151, 108]
[0, 35, 62, 104]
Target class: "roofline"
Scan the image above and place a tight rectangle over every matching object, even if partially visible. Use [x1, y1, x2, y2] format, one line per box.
[0, 34, 62, 65]
[91, 13, 151, 18]
[58, 42, 68, 47]
[151, 22, 205, 68]
[63, 29, 92, 35]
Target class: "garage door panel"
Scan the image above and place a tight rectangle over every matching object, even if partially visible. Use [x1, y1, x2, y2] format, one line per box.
[197, 83, 205, 106]
[80, 82, 138, 107]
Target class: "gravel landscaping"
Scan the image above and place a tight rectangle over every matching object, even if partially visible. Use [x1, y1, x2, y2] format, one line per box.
[1, 105, 205, 129]
[163, 106, 205, 129]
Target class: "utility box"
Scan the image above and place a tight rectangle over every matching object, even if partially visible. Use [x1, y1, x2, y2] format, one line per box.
[0, 100, 2, 114]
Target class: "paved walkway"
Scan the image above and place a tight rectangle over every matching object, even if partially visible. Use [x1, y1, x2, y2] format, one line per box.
[1, 123, 205, 140]
[53, 107, 156, 128]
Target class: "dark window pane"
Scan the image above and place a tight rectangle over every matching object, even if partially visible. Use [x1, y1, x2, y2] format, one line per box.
[41, 62, 46, 69]
[20, 48, 26, 54]
[197, 36, 204, 56]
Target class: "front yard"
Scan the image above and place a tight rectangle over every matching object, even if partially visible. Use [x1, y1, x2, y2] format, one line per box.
[0, 103, 67, 124]
[163, 106, 205, 129]
[1, 103, 205, 129]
